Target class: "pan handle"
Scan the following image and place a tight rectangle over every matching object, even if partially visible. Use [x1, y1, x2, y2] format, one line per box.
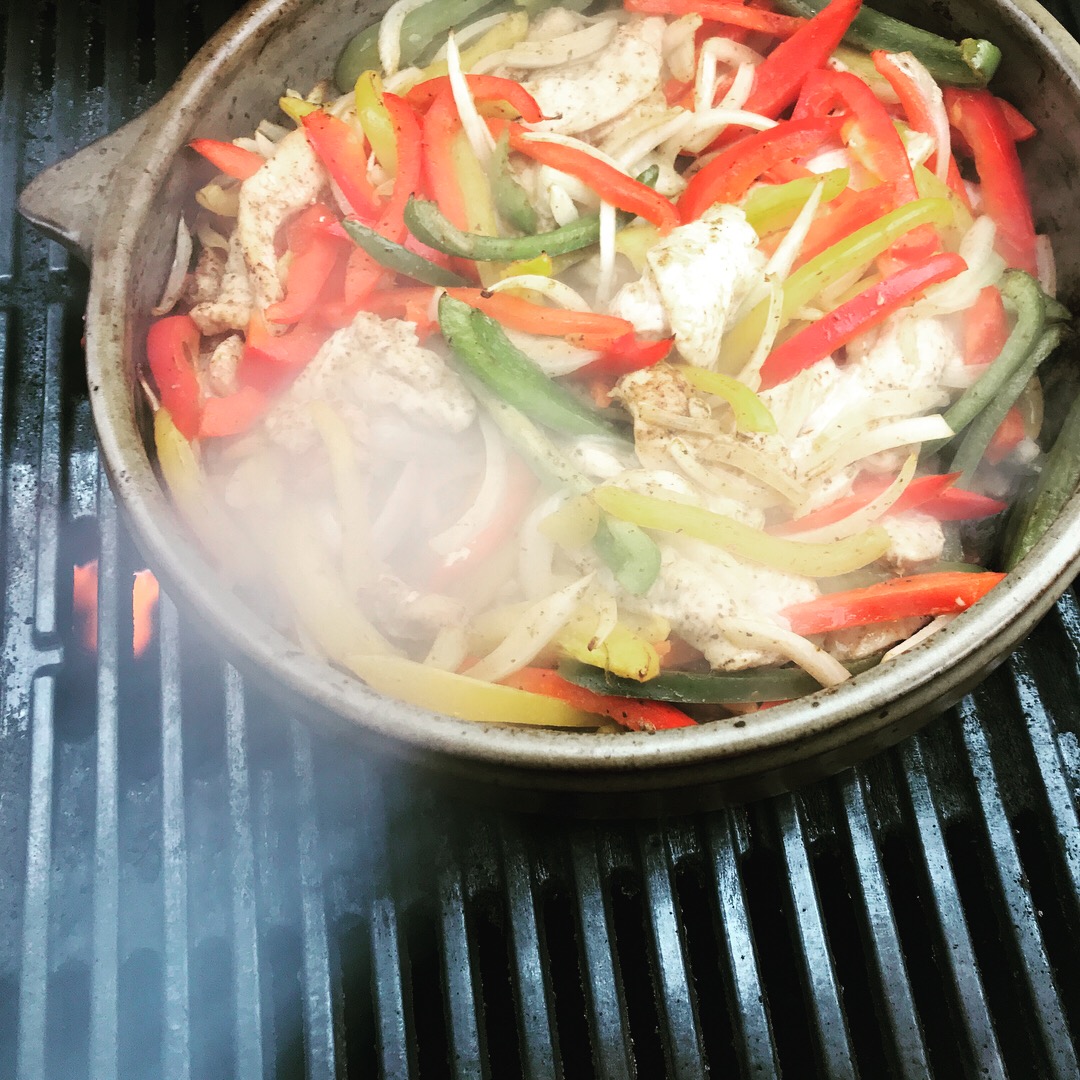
[18, 103, 164, 264]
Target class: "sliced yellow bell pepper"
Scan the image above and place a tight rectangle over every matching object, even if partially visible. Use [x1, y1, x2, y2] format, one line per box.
[354, 70, 398, 177]
[676, 366, 778, 434]
[346, 654, 602, 727]
[592, 486, 890, 577]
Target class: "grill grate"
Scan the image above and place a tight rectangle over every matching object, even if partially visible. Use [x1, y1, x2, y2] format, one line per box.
[7, 1, 1080, 1076]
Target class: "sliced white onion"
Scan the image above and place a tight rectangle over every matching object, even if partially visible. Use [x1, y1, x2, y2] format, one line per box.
[589, 589, 619, 650]
[519, 489, 567, 599]
[609, 111, 693, 173]
[465, 573, 596, 683]
[720, 617, 852, 687]
[805, 148, 852, 175]
[596, 201, 617, 307]
[378, 0, 432, 76]
[503, 328, 603, 377]
[1036, 234, 1057, 297]
[447, 32, 496, 166]
[807, 388, 949, 462]
[807, 414, 953, 477]
[662, 14, 702, 82]
[152, 216, 193, 316]
[428, 416, 508, 557]
[737, 277, 784, 389]
[766, 178, 827, 284]
[256, 119, 290, 143]
[882, 51, 950, 184]
[695, 45, 718, 114]
[383, 66, 423, 94]
[881, 613, 957, 662]
[370, 461, 424, 559]
[424, 625, 469, 671]
[195, 221, 230, 252]
[914, 215, 1002, 315]
[693, 430, 808, 504]
[485, 18, 618, 71]
[486, 275, 592, 310]
[674, 102, 776, 159]
[549, 183, 581, 226]
[787, 453, 918, 542]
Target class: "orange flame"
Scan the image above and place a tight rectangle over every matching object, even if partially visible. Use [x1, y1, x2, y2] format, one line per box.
[72, 561, 161, 657]
[132, 570, 160, 657]
[72, 560, 99, 652]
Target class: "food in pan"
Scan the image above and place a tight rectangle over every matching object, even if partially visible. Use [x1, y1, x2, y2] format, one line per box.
[144, 0, 1073, 731]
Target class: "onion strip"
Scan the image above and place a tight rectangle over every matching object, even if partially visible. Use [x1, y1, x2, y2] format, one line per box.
[464, 573, 596, 682]
[152, 216, 193, 316]
[428, 415, 508, 557]
[786, 453, 918, 542]
[719, 617, 852, 687]
[447, 32, 496, 165]
[807, 414, 954, 477]
[378, 0, 433, 77]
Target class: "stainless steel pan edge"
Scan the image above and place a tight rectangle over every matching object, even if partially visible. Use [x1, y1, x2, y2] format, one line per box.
[19, 0, 1080, 812]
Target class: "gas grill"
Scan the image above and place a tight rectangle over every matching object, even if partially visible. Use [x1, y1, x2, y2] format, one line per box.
[6, 1, 1080, 1076]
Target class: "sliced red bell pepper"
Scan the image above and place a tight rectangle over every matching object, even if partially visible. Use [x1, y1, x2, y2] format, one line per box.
[772, 472, 960, 535]
[916, 488, 1007, 520]
[375, 93, 423, 243]
[741, 0, 862, 120]
[806, 69, 922, 201]
[315, 246, 387, 328]
[964, 285, 1009, 366]
[146, 315, 202, 439]
[997, 97, 1037, 142]
[985, 405, 1027, 465]
[679, 117, 841, 223]
[265, 204, 348, 325]
[405, 74, 543, 123]
[508, 131, 680, 233]
[759, 251, 967, 389]
[795, 181, 898, 268]
[241, 313, 331, 392]
[446, 288, 637, 340]
[423, 87, 471, 230]
[501, 667, 697, 730]
[198, 386, 269, 439]
[188, 138, 265, 180]
[625, 0, 804, 36]
[574, 333, 674, 378]
[783, 570, 1006, 636]
[944, 88, 1038, 276]
[301, 110, 382, 222]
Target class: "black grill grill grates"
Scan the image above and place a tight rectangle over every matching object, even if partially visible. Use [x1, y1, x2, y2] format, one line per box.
[7, 0, 1080, 1076]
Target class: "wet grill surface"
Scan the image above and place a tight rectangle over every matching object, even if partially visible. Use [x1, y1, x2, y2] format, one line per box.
[6, 1, 1080, 1076]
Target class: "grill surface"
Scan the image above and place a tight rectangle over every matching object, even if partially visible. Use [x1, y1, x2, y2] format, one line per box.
[6, 2, 1080, 1077]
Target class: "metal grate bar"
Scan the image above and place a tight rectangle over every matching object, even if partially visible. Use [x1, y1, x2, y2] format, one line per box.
[570, 828, 635, 1080]
[959, 696, 1079, 1078]
[46, 2, 81, 276]
[0, 0, 30, 282]
[438, 842, 486, 1078]
[641, 826, 707, 1080]
[774, 793, 857, 1077]
[1008, 644, 1080, 906]
[370, 894, 415, 1080]
[291, 721, 340, 1080]
[15, 675, 56, 1080]
[89, 486, 121, 1080]
[703, 813, 781, 1078]
[899, 736, 1006, 1079]
[160, 598, 192, 1080]
[32, 303, 63, 640]
[838, 770, 931, 1076]
[498, 820, 558, 1079]
[224, 666, 266, 1080]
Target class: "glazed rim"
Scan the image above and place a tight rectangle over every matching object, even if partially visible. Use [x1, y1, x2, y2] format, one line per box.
[86, 0, 1080, 777]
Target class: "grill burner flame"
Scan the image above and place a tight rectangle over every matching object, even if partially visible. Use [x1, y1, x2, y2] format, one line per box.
[72, 560, 161, 657]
